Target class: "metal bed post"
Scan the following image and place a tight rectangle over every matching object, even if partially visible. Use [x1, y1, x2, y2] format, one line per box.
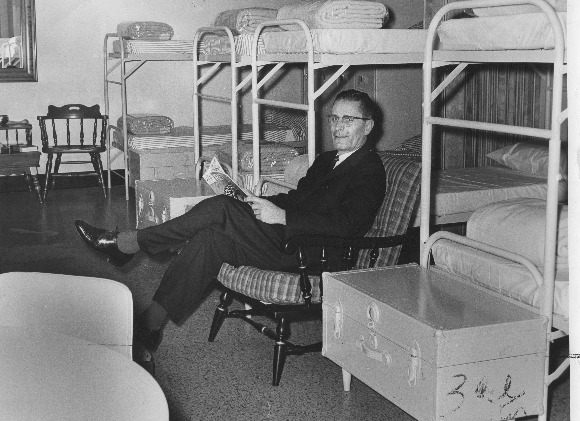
[103, 34, 112, 192]
[119, 38, 130, 201]
[193, 31, 201, 178]
[194, 27, 242, 183]
[251, 20, 316, 188]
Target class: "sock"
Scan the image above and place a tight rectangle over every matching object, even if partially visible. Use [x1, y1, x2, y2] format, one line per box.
[141, 301, 169, 331]
[117, 230, 140, 254]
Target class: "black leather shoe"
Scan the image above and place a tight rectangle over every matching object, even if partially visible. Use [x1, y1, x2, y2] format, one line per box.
[74, 220, 134, 267]
[133, 342, 156, 376]
[133, 323, 163, 376]
[134, 323, 163, 353]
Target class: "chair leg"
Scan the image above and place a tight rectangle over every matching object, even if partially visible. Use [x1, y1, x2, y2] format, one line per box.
[43, 154, 53, 202]
[52, 153, 62, 190]
[208, 290, 233, 342]
[92, 152, 107, 197]
[272, 317, 290, 386]
[30, 170, 43, 204]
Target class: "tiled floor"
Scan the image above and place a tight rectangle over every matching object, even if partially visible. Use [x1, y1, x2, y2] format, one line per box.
[0, 186, 571, 421]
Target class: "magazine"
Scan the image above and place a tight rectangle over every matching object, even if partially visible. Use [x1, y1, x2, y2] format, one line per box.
[202, 157, 247, 201]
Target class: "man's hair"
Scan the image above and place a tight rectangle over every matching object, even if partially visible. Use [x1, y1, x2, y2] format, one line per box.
[333, 89, 376, 121]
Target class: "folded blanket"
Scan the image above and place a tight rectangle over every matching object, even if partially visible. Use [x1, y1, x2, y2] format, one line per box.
[117, 114, 174, 135]
[213, 8, 279, 34]
[276, 0, 388, 29]
[467, 197, 568, 269]
[216, 141, 300, 174]
[117, 21, 174, 40]
[198, 33, 266, 56]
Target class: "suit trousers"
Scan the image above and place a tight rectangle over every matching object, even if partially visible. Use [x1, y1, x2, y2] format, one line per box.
[137, 195, 289, 323]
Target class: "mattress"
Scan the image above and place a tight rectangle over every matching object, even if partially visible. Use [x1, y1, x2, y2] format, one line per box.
[262, 29, 426, 54]
[198, 33, 266, 56]
[437, 12, 567, 51]
[112, 124, 297, 151]
[112, 40, 194, 55]
[198, 29, 426, 56]
[431, 239, 569, 319]
[412, 166, 566, 225]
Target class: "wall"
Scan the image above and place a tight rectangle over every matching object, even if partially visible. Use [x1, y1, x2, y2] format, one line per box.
[1, 0, 425, 173]
[0, 0, 292, 172]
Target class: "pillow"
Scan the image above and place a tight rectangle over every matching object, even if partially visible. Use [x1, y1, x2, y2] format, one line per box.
[472, 0, 566, 16]
[486, 141, 568, 180]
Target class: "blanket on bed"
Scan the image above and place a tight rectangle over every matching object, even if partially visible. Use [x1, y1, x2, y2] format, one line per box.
[216, 141, 300, 174]
[467, 197, 568, 270]
[276, 0, 388, 29]
[213, 8, 278, 34]
[471, 0, 566, 16]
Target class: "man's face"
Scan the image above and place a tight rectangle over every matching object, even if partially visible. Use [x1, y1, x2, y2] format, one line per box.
[330, 99, 374, 154]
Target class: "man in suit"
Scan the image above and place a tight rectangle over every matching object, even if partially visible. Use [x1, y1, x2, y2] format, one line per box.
[75, 89, 386, 372]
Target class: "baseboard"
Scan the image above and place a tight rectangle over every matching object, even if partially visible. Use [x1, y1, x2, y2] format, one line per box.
[0, 171, 126, 193]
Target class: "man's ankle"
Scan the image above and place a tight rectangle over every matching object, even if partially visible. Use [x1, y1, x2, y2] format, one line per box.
[117, 231, 140, 254]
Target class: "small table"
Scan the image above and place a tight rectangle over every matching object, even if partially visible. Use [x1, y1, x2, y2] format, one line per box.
[0, 326, 169, 421]
[0, 120, 42, 203]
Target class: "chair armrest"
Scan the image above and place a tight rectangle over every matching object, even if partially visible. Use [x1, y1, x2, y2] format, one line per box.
[256, 176, 297, 196]
[283, 233, 411, 254]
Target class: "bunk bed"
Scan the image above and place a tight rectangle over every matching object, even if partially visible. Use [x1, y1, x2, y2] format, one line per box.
[419, 1, 568, 420]
[103, 31, 194, 200]
[213, 7, 562, 227]
[193, 26, 256, 185]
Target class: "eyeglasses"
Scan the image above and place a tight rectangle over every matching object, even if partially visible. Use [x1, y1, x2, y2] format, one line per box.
[327, 114, 370, 127]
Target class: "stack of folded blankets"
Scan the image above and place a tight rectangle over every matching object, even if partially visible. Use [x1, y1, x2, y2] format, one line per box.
[117, 114, 174, 135]
[113, 114, 188, 150]
[199, 1, 389, 55]
[276, 0, 388, 29]
[210, 1, 388, 32]
[117, 21, 174, 40]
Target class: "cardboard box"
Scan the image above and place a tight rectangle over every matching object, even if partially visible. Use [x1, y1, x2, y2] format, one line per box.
[135, 178, 214, 229]
[322, 265, 547, 421]
[128, 147, 197, 187]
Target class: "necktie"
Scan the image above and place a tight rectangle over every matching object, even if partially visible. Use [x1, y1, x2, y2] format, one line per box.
[332, 154, 339, 169]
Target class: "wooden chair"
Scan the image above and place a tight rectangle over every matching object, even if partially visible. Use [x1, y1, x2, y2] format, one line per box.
[208, 153, 422, 385]
[37, 104, 108, 201]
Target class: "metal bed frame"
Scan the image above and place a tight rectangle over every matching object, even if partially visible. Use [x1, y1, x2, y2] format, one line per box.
[419, 1, 568, 420]
[103, 33, 194, 200]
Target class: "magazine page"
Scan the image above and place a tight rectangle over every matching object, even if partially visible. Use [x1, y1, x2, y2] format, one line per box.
[202, 157, 247, 201]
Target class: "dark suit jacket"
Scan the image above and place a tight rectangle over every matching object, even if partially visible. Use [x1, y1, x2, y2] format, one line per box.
[267, 146, 386, 240]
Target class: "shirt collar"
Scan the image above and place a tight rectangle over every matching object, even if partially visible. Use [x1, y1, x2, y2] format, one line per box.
[334, 149, 358, 168]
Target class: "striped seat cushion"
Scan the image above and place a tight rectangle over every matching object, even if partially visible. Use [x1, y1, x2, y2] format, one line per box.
[217, 263, 321, 304]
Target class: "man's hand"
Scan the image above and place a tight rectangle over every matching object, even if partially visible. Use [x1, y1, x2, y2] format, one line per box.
[244, 190, 286, 225]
